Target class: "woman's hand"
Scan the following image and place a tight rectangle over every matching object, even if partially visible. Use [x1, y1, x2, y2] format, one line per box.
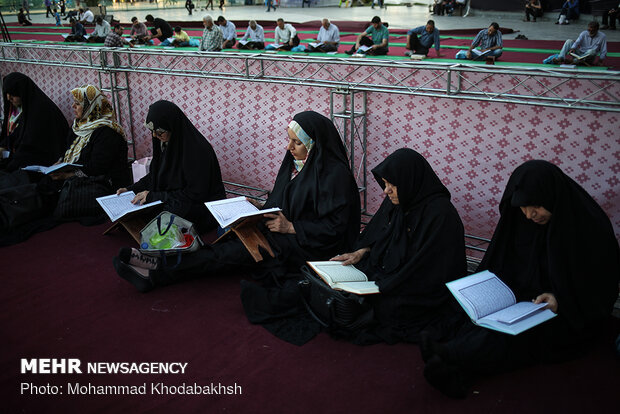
[116, 187, 128, 195]
[49, 171, 75, 181]
[330, 248, 370, 266]
[264, 212, 295, 234]
[533, 292, 558, 313]
[246, 197, 264, 209]
[131, 190, 149, 205]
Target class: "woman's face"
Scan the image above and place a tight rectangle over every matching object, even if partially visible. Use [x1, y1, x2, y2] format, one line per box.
[6, 93, 22, 107]
[520, 205, 552, 225]
[152, 128, 171, 143]
[71, 100, 84, 119]
[286, 128, 308, 160]
[382, 178, 399, 205]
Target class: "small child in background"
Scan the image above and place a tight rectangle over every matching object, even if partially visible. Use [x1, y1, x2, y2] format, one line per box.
[171, 26, 191, 47]
[54, 8, 61, 26]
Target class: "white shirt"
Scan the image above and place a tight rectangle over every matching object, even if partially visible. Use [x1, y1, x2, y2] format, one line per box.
[81, 10, 94, 23]
[220, 20, 236, 41]
[241, 24, 265, 42]
[275, 23, 297, 44]
[92, 20, 111, 37]
[317, 23, 340, 44]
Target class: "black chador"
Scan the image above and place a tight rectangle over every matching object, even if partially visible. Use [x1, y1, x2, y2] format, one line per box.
[1, 72, 69, 172]
[127, 100, 226, 232]
[422, 160, 620, 398]
[352, 148, 467, 344]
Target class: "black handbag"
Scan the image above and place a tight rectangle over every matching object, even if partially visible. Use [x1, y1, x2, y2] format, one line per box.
[0, 183, 45, 231]
[299, 265, 374, 333]
[53, 175, 112, 220]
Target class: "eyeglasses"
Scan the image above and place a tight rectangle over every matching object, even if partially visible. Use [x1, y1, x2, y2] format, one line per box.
[153, 128, 169, 137]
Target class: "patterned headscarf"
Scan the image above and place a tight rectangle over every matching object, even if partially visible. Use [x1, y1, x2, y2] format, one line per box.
[63, 85, 125, 163]
[288, 119, 315, 174]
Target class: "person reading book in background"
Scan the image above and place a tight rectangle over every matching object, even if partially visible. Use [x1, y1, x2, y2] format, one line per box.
[0, 72, 69, 175]
[116, 100, 225, 233]
[455, 22, 503, 60]
[0, 85, 129, 242]
[422, 160, 620, 399]
[554, 21, 607, 66]
[113, 111, 360, 294]
[330, 149, 466, 344]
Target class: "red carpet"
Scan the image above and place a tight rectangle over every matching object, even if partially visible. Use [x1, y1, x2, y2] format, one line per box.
[1, 222, 618, 412]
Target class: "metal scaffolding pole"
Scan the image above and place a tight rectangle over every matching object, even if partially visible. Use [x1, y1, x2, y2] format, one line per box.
[330, 88, 368, 213]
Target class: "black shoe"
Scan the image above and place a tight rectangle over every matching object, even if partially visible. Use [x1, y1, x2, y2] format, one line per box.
[345, 49, 354, 55]
[113, 256, 154, 293]
[423, 355, 468, 399]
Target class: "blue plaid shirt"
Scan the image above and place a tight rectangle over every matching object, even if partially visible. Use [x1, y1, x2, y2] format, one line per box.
[471, 29, 503, 50]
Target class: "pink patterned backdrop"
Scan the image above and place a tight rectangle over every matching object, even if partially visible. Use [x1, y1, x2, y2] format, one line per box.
[2, 61, 619, 241]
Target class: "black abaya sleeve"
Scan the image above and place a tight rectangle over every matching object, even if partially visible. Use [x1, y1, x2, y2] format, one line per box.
[292, 164, 360, 256]
[372, 198, 466, 299]
[75, 126, 129, 188]
[128, 171, 152, 193]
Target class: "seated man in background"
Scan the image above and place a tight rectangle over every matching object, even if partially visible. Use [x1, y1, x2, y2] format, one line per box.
[64, 18, 86, 42]
[88, 16, 111, 43]
[307, 18, 339, 53]
[78, 7, 94, 26]
[17, 8, 32, 26]
[129, 16, 149, 45]
[524, 0, 543, 22]
[271, 18, 300, 51]
[237, 20, 265, 50]
[455, 22, 502, 60]
[601, 3, 619, 30]
[104, 24, 134, 48]
[405, 20, 440, 57]
[555, 21, 607, 65]
[346, 16, 389, 56]
[145, 14, 173, 44]
[217, 16, 236, 49]
[556, 0, 580, 24]
[199, 15, 223, 52]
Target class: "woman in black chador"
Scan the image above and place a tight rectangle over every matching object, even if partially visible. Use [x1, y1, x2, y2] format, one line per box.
[331, 148, 467, 344]
[116, 100, 226, 232]
[113, 111, 361, 293]
[422, 160, 620, 398]
[0, 72, 69, 172]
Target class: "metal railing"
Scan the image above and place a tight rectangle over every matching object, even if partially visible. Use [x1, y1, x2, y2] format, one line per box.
[1, 43, 619, 112]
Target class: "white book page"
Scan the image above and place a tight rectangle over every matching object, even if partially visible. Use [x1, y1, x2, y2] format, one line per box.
[334, 281, 379, 295]
[22, 163, 81, 174]
[308, 261, 368, 284]
[96, 192, 161, 222]
[472, 49, 489, 57]
[205, 196, 258, 227]
[447, 271, 515, 320]
[22, 165, 47, 173]
[358, 45, 372, 52]
[271, 43, 282, 48]
[238, 39, 249, 45]
[308, 42, 323, 48]
[484, 301, 548, 324]
[205, 196, 281, 228]
[479, 309, 557, 335]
